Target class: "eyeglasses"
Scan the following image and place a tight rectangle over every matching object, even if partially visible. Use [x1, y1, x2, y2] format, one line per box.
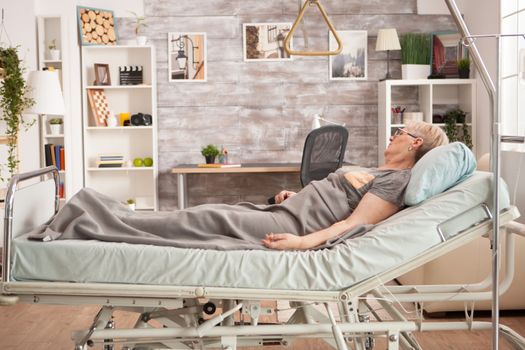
[394, 128, 420, 140]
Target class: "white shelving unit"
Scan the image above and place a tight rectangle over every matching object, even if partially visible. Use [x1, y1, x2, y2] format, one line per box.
[378, 79, 476, 164]
[81, 45, 158, 211]
[37, 15, 69, 203]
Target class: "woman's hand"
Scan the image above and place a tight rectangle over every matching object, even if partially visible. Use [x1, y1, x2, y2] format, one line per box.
[262, 233, 305, 250]
[274, 190, 296, 204]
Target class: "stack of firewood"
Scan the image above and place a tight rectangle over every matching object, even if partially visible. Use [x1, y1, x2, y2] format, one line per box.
[79, 8, 116, 45]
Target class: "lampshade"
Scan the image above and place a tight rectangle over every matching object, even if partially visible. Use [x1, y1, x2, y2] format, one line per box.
[25, 71, 65, 115]
[376, 28, 401, 51]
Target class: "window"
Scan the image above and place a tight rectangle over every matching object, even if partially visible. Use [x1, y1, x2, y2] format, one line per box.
[501, 3, 525, 150]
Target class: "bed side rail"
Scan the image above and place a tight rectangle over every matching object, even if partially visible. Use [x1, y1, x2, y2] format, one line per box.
[2, 166, 59, 284]
[436, 203, 493, 242]
[339, 206, 519, 301]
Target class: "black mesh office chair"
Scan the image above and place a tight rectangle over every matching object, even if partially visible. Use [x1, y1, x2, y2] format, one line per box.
[300, 125, 348, 187]
[268, 125, 348, 204]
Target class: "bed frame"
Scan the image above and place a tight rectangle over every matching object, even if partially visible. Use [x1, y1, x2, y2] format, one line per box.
[1, 167, 524, 350]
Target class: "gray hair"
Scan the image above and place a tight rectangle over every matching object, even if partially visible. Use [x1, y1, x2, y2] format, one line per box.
[406, 121, 449, 161]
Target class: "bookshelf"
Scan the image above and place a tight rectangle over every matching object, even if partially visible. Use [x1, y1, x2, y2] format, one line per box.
[37, 15, 69, 203]
[81, 45, 158, 210]
[378, 79, 476, 164]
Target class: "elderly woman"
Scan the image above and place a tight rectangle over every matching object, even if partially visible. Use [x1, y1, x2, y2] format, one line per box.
[44, 121, 448, 251]
[263, 121, 448, 250]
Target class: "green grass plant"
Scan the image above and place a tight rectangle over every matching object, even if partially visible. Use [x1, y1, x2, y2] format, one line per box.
[458, 58, 470, 70]
[400, 33, 431, 65]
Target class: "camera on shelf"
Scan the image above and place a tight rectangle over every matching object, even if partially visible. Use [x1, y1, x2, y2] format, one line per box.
[130, 113, 152, 126]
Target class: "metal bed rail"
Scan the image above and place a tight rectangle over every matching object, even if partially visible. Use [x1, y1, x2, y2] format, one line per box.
[2, 166, 59, 284]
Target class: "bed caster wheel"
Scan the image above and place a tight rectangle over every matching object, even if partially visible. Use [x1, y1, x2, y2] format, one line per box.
[203, 302, 216, 315]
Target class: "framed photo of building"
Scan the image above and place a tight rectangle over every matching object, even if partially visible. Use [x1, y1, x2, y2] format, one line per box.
[168, 32, 207, 82]
[329, 30, 368, 80]
[430, 31, 468, 78]
[243, 23, 292, 61]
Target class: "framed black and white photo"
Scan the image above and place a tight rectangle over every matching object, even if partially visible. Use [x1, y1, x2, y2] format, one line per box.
[243, 23, 292, 61]
[168, 32, 207, 82]
[329, 30, 368, 80]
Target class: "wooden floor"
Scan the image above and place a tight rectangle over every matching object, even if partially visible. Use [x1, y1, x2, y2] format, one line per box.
[0, 303, 524, 350]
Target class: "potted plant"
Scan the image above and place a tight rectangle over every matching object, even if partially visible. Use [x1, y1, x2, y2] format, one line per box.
[457, 58, 470, 79]
[48, 117, 63, 135]
[131, 12, 148, 46]
[126, 198, 136, 211]
[201, 144, 220, 164]
[444, 108, 473, 149]
[400, 33, 431, 80]
[0, 47, 35, 184]
[48, 39, 60, 61]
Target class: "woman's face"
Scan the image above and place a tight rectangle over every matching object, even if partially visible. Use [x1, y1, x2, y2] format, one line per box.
[385, 128, 419, 160]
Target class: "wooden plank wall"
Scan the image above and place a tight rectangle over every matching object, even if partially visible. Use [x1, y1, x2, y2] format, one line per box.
[116, 0, 457, 209]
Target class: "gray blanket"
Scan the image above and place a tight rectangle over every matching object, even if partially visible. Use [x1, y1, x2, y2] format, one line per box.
[29, 174, 372, 250]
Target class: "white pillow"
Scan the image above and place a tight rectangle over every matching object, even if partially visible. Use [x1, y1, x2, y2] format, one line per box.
[404, 142, 477, 206]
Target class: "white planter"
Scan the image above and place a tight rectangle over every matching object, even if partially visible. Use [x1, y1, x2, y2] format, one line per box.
[401, 64, 430, 80]
[49, 124, 62, 135]
[49, 49, 60, 61]
[136, 36, 148, 46]
[128, 203, 136, 211]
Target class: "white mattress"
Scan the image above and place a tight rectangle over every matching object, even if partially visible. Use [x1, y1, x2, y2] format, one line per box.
[10, 172, 510, 291]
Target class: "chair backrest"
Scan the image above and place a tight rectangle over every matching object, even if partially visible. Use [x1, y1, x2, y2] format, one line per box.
[300, 125, 349, 187]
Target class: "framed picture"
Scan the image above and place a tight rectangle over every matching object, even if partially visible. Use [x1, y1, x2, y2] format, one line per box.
[77, 6, 117, 46]
[430, 31, 468, 78]
[243, 23, 292, 61]
[329, 30, 368, 80]
[168, 32, 207, 82]
[94, 63, 111, 85]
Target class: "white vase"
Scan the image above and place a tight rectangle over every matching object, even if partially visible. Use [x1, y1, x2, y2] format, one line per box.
[136, 36, 148, 46]
[49, 124, 62, 135]
[401, 64, 430, 80]
[49, 49, 60, 61]
[128, 203, 136, 211]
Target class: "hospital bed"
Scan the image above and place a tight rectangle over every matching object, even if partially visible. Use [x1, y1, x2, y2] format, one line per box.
[1, 166, 524, 350]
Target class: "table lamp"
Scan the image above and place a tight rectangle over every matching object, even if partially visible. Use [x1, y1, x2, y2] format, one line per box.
[26, 70, 65, 116]
[376, 28, 401, 81]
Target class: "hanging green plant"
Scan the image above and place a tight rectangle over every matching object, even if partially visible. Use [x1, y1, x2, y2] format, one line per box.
[443, 108, 473, 149]
[0, 46, 35, 183]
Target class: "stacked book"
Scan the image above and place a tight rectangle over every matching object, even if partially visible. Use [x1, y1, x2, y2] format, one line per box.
[44, 144, 65, 170]
[97, 154, 124, 168]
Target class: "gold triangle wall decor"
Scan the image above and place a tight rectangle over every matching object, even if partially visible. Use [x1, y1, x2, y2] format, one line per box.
[284, 0, 343, 56]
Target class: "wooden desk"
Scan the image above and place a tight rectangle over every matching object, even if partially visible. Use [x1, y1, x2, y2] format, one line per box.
[171, 163, 300, 209]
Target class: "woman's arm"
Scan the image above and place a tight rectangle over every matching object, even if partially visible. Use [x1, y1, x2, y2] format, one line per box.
[262, 192, 400, 250]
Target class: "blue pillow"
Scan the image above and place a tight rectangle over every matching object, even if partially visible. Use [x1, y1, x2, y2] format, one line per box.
[404, 142, 476, 206]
